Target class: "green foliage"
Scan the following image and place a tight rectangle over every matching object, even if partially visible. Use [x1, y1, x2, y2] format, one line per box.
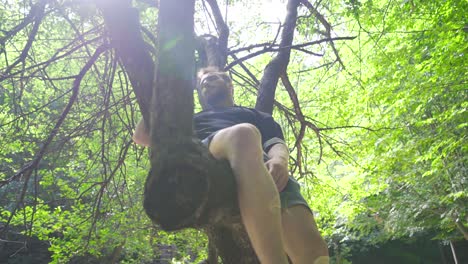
[0, 1, 205, 262]
[292, 0, 468, 255]
[0, 0, 466, 262]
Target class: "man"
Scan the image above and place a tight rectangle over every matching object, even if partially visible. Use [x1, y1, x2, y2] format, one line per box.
[133, 67, 329, 264]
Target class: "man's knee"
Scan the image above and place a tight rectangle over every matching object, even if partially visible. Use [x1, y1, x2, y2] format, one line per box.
[209, 123, 262, 160]
[219, 123, 262, 149]
[225, 123, 263, 158]
[228, 123, 261, 141]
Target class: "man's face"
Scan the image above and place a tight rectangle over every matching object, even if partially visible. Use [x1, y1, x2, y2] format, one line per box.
[199, 72, 233, 108]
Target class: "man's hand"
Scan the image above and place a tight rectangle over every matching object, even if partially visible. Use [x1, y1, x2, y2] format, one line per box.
[133, 119, 151, 147]
[265, 157, 289, 192]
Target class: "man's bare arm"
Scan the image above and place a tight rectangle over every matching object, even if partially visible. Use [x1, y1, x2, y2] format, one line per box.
[267, 143, 289, 163]
[133, 119, 151, 147]
[265, 143, 290, 191]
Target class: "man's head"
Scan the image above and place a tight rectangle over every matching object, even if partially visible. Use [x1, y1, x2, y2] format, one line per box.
[197, 67, 234, 109]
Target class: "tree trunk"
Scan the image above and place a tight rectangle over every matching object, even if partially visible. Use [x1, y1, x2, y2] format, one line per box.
[99, 0, 260, 263]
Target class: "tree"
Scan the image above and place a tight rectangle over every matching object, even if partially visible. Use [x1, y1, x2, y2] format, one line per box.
[0, 0, 350, 262]
[97, 0, 318, 262]
[0, 0, 466, 263]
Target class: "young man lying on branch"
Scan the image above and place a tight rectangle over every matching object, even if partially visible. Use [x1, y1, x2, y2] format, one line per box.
[133, 67, 329, 264]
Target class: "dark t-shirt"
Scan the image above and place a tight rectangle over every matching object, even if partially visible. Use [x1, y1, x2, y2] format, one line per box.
[193, 106, 284, 152]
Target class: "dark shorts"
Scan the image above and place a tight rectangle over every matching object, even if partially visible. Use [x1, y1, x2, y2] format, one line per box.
[202, 133, 311, 211]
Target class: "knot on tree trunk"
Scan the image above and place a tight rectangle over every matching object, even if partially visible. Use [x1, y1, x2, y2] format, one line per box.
[143, 138, 237, 231]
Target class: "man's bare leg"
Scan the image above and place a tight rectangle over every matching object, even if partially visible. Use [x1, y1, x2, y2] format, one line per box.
[209, 123, 288, 264]
[282, 205, 329, 264]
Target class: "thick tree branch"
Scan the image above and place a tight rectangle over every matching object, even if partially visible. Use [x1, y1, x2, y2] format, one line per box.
[198, 34, 225, 68]
[97, 0, 154, 123]
[149, 0, 195, 144]
[256, 0, 299, 114]
[195, 0, 231, 107]
[205, 0, 229, 67]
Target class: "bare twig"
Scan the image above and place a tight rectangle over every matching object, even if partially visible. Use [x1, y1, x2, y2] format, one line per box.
[0, 0, 48, 46]
[281, 73, 323, 164]
[1, 1, 46, 78]
[1, 35, 103, 82]
[226, 36, 354, 70]
[300, 0, 346, 69]
[228, 54, 260, 86]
